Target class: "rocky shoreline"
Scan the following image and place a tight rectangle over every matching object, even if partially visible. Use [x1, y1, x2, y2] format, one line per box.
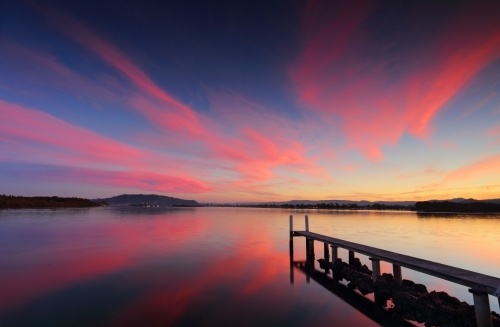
[317, 258, 500, 327]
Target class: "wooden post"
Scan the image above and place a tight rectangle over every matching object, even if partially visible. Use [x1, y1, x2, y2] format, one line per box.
[307, 238, 315, 258]
[323, 243, 330, 273]
[306, 239, 314, 284]
[393, 264, 402, 283]
[289, 215, 293, 238]
[374, 291, 386, 314]
[289, 237, 294, 285]
[305, 215, 309, 231]
[469, 289, 493, 327]
[331, 245, 338, 262]
[349, 250, 355, 265]
[370, 258, 381, 282]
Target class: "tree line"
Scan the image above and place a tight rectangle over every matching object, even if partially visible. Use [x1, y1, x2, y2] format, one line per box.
[212, 203, 414, 210]
[415, 201, 500, 213]
[0, 195, 107, 209]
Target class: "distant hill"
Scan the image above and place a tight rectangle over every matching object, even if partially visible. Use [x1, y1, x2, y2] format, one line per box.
[230, 198, 500, 207]
[232, 199, 417, 206]
[445, 198, 500, 205]
[416, 201, 500, 213]
[94, 194, 200, 207]
[1, 195, 103, 209]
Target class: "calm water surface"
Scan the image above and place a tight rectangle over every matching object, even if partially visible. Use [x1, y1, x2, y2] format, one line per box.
[1, 207, 499, 326]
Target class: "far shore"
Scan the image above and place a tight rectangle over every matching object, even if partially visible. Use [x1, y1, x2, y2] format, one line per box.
[0, 195, 107, 209]
[3, 195, 500, 213]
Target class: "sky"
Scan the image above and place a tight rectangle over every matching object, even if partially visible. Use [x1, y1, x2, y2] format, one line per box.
[1, 0, 500, 202]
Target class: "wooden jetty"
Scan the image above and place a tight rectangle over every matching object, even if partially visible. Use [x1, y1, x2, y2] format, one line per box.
[289, 215, 500, 327]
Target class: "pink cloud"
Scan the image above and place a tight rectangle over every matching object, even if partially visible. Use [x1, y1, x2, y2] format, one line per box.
[487, 125, 500, 137]
[203, 93, 329, 184]
[29, 168, 210, 193]
[37, 6, 205, 140]
[0, 99, 211, 193]
[422, 154, 500, 190]
[1, 63, 325, 197]
[485, 124, 500, 146]
[292, 1, 500, 161]
[0, 99, 143, 167]
[405, 28, 500, 137]
[33, 7, 329, 194]
[442, 154, 500, 184]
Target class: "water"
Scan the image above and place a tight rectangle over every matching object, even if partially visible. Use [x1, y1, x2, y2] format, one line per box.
[0, 207, 499, 326]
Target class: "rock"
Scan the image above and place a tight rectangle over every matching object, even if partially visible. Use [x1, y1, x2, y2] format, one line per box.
[321, 257, 490, 327]
[350, 257, 362, 270]
[402, 311, 416, 321]
[402, 279, 415, 287]
[375, 288, 392, 298]
[356, 281, 374, 295]
[374, 278, 390, 290]
[317, 258, 329, 269]
[360, 264, 373, 275]
[414, 283, 428, 293]
[428, 291, 461, 307]
[393, 291, 420, 310]
[331, 258, 344, 273]
[381, 273, 393, 281]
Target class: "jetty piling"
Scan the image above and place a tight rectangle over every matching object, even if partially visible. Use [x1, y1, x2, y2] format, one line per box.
[369, 257, 381, 282]
[393, 264, 402, 283]
[289, 216, 294, 285]
[307, 238, 314, 259]
[289, 215, 500, 327]
[323, 243, 329, 261]
[330, 245, 338, 262]
[469, 289, 493, 327]
[349, 250, 355, 265]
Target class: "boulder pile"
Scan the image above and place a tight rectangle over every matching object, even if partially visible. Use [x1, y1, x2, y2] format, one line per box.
[317, 258, 500, 327]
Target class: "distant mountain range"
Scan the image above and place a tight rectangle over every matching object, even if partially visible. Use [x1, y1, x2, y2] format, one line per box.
[93, 194, 500, 208]
[445, 197, 500, 204]
[93, 194, 200, 207]
[226, 198, 500, 206]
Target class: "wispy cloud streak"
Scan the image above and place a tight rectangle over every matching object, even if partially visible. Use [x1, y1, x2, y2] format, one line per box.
[32, 6, 328, 193]
[0, 99, 211, 193]
[292, 0, 500, 161]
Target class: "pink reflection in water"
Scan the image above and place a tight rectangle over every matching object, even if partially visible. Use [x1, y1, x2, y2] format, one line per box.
[4, 208, 498, 326]
[0, 209, 210, 311]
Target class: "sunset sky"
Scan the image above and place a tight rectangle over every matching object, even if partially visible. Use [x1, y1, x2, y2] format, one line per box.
[1, 0, 500, 202]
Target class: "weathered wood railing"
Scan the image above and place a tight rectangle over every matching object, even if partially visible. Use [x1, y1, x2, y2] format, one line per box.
[289, 215, 500, 327]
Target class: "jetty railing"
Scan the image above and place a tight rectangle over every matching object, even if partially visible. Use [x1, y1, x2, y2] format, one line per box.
[289, 215, 500, 327]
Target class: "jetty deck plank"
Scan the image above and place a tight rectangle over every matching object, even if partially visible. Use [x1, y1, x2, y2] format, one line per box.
[294, 230, 500, 295]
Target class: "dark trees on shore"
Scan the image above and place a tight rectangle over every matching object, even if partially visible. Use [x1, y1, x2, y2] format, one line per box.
[415, 201, 500, 213]
[0, 195, 105, 209]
